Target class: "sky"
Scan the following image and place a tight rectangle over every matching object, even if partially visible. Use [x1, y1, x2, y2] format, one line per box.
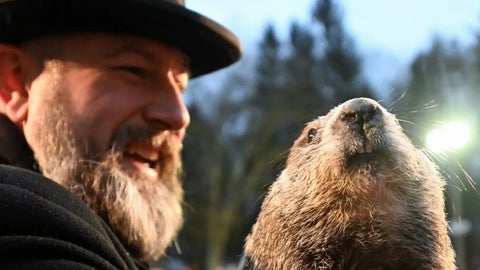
[189, 0, 480, 93]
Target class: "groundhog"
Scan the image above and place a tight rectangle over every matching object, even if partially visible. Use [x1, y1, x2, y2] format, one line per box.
[240, 97, 456, 270]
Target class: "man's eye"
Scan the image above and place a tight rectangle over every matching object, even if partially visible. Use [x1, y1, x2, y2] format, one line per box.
[114, 66, 147, 77]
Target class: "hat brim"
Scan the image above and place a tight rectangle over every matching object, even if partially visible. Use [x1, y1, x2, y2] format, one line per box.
[0, 0, 242, 78]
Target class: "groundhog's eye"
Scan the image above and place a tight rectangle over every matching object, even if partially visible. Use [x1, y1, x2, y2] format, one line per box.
[307, 128, 317, 143]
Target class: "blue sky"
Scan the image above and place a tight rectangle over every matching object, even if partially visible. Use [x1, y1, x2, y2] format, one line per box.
[190, 0, 480, 92]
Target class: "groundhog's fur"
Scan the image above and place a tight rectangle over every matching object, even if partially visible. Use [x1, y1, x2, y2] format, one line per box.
[242, 98, 456, 270]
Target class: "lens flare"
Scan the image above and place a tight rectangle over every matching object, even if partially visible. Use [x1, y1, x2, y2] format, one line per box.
[426, 121, 471, 153]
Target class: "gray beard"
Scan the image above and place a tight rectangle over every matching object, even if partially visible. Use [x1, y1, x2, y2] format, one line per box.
[31, 80, 184, 262]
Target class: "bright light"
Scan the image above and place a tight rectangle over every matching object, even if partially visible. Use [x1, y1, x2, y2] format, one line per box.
[426, 121, 471, 153]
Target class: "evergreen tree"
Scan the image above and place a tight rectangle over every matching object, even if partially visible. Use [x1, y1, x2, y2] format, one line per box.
[393, 39, 474, 145]
[312, 0, 373, 103]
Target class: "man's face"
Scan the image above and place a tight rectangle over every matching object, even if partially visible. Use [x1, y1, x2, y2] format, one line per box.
[21, 33, 191, 262]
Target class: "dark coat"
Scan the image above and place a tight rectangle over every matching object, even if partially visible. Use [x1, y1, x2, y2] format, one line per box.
[0, 115, 146, 270]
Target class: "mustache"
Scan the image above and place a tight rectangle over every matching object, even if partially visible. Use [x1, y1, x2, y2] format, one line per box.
[108, 125, 173, 152]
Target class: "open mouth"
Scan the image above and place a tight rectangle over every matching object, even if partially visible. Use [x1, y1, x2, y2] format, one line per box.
[123, 152, 157, 169]
[122, 141, 161, 172]
[356, 140, 374, 154]
[346, 148, 390, 168]
[345, 139, 390, 165]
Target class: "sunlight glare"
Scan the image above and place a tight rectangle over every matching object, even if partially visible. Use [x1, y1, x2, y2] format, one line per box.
[426, 121, 471, 153]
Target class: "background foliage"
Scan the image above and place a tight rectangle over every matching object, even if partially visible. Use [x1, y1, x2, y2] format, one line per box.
[160, 0, 480, 269]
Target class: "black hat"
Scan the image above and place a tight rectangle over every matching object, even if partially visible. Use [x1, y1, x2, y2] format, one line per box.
[0, 0, 242, 77]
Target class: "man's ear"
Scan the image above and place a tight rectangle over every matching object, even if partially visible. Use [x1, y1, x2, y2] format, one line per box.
[0, 44, 29, 126]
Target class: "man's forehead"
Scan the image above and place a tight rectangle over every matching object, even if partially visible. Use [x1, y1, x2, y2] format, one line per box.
[60, 33, 165, 50]
[29, 33, 189, 68]
[104, 37, 191, 71]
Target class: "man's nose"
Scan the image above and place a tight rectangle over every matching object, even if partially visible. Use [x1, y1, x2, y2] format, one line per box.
[142, 74, 190, 132]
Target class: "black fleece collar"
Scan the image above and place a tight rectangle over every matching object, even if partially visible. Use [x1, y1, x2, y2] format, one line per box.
[0, 114, 38, 172]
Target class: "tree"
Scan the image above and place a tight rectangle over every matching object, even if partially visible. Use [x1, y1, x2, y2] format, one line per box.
[312, 0, 373, 103]
[392, 39, 475, 145]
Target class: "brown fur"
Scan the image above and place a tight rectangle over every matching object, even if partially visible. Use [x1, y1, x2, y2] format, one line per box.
[243, 98, 456, 270]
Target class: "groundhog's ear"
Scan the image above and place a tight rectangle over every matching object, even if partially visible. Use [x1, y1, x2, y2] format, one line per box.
[294, 123, 318, 148]
[0, 45, 29, 126]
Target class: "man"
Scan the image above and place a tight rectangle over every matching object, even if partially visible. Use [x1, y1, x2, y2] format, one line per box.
[0, 0, 241, 269]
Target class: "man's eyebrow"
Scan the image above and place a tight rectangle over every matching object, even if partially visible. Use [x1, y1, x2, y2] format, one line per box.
[105, 44, 191, 73]
[105, 44, 156, 62]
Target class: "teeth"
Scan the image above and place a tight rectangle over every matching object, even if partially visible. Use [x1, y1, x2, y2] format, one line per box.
[125, 144, 159, 162]
[356, 140, 374, 154]
[357, 145, 365, 154]
[364, 141, 374, 153]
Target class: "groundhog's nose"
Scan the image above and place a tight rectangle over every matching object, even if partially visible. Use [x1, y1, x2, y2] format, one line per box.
[340, 98, 381, 129]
